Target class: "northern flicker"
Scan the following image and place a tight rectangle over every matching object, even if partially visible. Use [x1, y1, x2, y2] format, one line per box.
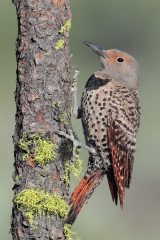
[66, 41, 141, 225]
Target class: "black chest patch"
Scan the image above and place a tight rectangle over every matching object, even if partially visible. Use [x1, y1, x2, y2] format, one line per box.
[85, 74, 111, 90]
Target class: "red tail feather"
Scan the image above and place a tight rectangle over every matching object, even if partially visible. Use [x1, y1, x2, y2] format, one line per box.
[66, 170, 103, 225]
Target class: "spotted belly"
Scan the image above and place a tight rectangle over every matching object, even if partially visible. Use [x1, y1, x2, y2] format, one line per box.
[81, 86, 111, 160]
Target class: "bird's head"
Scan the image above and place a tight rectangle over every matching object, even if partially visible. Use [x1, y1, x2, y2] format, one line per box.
[84, 41, 140, 89]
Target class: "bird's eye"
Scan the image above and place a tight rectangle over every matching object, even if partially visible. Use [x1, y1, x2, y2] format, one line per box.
[117, 57, 124, 62]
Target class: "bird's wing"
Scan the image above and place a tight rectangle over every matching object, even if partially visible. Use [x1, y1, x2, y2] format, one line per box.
[107, 120, 132, 207]
[107, 89, 141, 207]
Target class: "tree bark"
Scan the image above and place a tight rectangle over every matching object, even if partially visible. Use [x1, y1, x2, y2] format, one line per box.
[11, 0, 72, 239]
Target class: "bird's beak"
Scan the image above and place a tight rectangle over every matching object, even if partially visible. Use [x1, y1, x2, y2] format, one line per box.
[83, 41, 109, 59]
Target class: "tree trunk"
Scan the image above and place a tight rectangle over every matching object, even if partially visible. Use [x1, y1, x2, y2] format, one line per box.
[11, 0, 72, 239]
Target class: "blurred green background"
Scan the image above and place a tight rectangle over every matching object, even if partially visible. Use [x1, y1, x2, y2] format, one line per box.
[1, 0, 160, 239]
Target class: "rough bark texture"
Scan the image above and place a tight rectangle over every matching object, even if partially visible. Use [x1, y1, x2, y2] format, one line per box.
[11, 0, 72, 239]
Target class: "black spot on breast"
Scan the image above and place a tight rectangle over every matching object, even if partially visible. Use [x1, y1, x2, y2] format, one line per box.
[96, 94, 99, 100]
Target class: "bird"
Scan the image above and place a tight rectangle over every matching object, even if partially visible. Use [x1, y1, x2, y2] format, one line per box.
[66, 41, 141, 225]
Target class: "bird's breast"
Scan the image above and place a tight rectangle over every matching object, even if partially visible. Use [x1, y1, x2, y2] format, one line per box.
[81, 77, 113, 159]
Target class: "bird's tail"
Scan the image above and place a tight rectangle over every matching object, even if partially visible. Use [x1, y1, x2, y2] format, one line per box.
[106, 168, 118, 206]
[66, 169, 103, 225]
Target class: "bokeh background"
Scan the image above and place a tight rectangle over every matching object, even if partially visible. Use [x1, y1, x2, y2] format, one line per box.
[1, 0, 160, 239]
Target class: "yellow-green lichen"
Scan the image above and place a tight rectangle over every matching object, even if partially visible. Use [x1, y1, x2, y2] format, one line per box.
[63, 149, 83, 185]
[15, 174, 22, 181]
[71, 158, 83, 180]
[59, 112, 69, 125]
[18, 132, 31, 160]
[50, 237, 55, 240]
[59, 112, 67, 122]
[14, 189, 69, 224]
[19, 132, 58, 165]
[54, 100, 61, 108]
[33, 134, 57, 164]
[19, 132, 31, 150]
[55, 19, 71, 51]
[59, 19, 71, 34]
[64, 224, 80, 240]
[31, 225, 38, 231]
[55, 40, 65, 50]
